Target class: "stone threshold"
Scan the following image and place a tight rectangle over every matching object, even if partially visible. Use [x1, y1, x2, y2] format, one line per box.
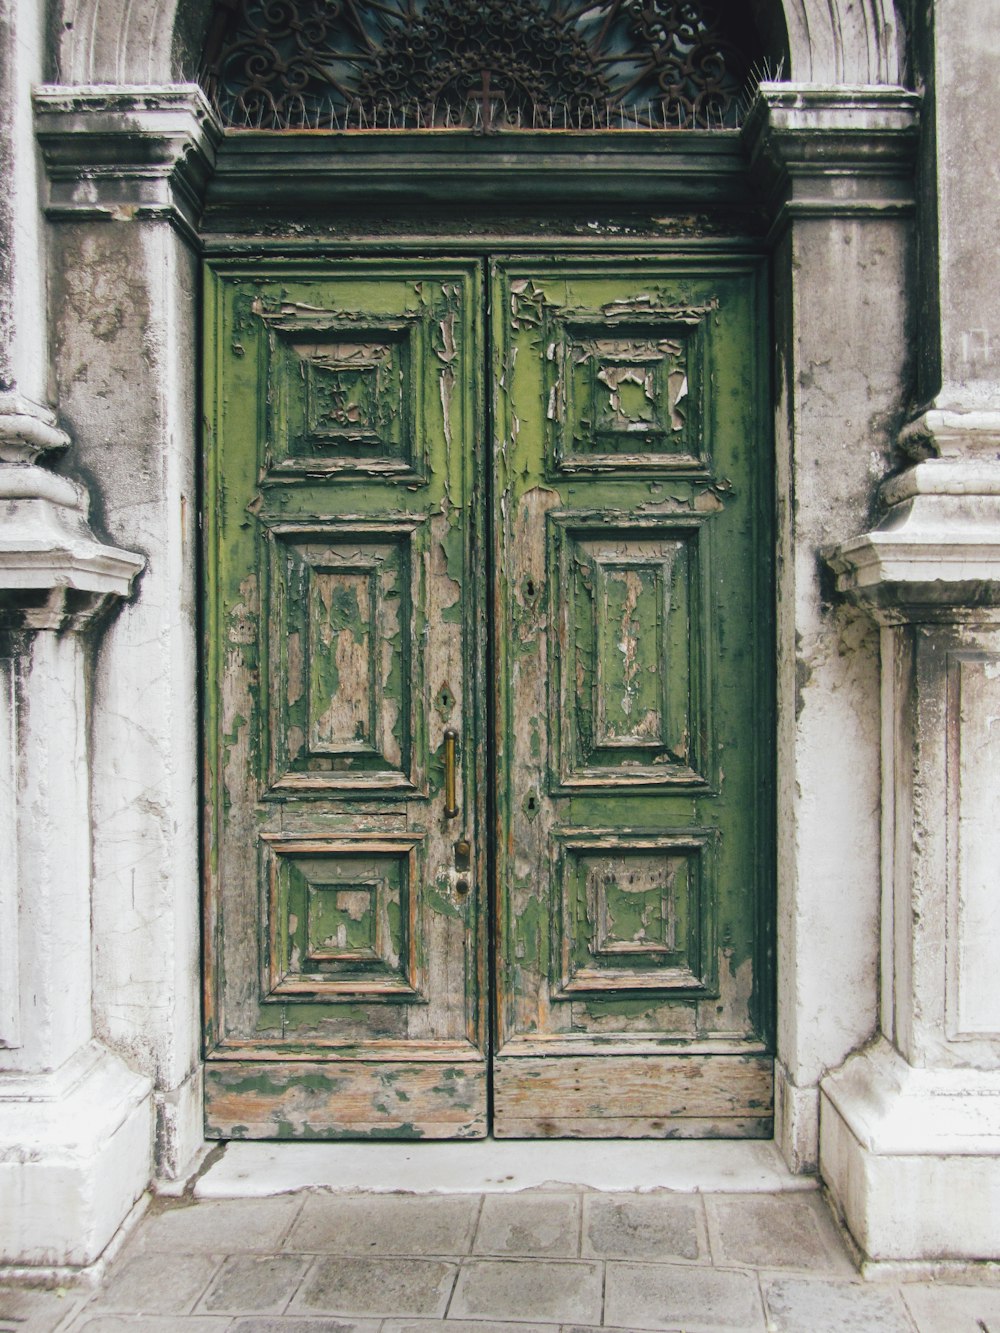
[180, 1138, 817, 1199]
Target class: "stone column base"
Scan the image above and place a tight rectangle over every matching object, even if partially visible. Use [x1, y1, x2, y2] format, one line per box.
[821, 1038, 1000, 1265]
[0, 1041, 153, 1268]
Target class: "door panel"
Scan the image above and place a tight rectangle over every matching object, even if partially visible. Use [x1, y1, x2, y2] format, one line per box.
[203, 262, 488, 1138]
[203, 254, 772, 1141]
[491, 259, 772, 1136]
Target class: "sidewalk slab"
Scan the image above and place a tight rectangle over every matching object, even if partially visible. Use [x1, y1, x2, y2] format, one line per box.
[286, 1194, 479, 1256]
[290, 1257, 457, 1318]
[761, 1276, 914, 1332]
[450, 1258, 603, 1324]
[474, 1193, 581, 1257]
[604, 1260, 765, 1332]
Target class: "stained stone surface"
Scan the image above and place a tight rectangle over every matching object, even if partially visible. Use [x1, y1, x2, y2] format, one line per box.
[286, 1194, 480, 1256]
[583, 1193, 704, 1260]
[761, 1276, 914, 1332]
[474, 1194, 581, 1257]
[4, 1187, 996, 1331]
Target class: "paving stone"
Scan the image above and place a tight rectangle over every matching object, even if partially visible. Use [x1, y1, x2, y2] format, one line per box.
[450, 1259, 603, 1325]
[0, 1286, 84, 1333]
[286, 1193, 480, 1255]
[136, 1196, 302, 1253]
[604, 1260, 765, 1331]
[291, 1257, 456, 1317]
[583, 1193, 704, 1261]
[762, 1276, 913, 1332]
[86, 1252, 221, 1315]
[70, 1320, 230, 1332]
[196, 1252, 310, 1314]
[383, 1323, 555, 1333]
[706, 1194, 852, 1272]
[474, 1193, 580, 1257]
[902, 1282, 1000, 1333]
[229, 1319, 381, 1332]
[561, 1327, 664, 1333]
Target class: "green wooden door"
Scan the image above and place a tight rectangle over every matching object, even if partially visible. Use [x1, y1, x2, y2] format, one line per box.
[203, 255, 772, 1140]
[491, 258, 773, 1136]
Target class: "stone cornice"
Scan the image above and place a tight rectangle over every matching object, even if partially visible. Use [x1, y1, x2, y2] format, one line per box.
[0, 462, 144, 631]
[825, 461, 1000, 622]
[33, 84, 223, 245]
[0, 394, 71, 464]
[742, 83, 920, 236]
[899, 406, 1000, 460]
[202, 130, 755, 224]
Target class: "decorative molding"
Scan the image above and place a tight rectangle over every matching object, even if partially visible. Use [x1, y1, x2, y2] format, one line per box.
[825, 459, 1000, 621]
[0, 393, 72, 464]
[204, 130, 755, 221]
[742, 83, 919, 234]
[899, 407, 1000, 461]
[58, 0, 908, 90]
[0, 462, 145, 631]
[33, 84, 223, 245]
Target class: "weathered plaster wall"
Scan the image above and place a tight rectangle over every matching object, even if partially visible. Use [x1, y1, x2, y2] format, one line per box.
[51, 220, 203, 1177]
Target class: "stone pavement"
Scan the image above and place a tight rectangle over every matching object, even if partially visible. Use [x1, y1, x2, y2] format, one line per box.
[4, 1188, 1000, 1333]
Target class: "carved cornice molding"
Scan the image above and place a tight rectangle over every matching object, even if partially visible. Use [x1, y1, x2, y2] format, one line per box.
[0, 394, 72, 464]
[33, 84, 223, 245]
[0, 462, 145, 632]
[742, 83, 920, 236]
[899, 405, 1000, 461]
[825, 459, 1000, 623]
[202, 129, 755, 225]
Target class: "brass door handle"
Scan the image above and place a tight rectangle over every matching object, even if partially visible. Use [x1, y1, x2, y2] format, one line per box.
[444, 729, 459, 818]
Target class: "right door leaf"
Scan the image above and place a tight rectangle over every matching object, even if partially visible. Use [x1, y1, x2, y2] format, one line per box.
[491, 258, 774, 1138]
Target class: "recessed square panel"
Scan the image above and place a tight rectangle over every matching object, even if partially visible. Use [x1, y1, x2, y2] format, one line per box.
[261, 311, 423, 478]
[547, 312, 710, 475]
[553, 833, 714, 997]
[307, 882, 380, 961]
[264, 834, 423, 999]
[303, 338, 405, 449]
[548, 514, 710, 790]
[265, 519, 423, 794]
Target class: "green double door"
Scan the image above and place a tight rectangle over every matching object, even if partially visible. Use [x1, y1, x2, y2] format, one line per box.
[203, 254, 773, 1139]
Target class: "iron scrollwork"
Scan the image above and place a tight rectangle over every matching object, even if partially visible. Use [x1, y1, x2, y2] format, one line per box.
[203, 0, 763, 131]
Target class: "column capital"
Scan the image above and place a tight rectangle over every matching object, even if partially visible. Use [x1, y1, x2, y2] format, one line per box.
[741, 83, 920, 235]
[825, 458, 1000, 622]
[34, 84, 223, 246]
[0, 460, 144, 631]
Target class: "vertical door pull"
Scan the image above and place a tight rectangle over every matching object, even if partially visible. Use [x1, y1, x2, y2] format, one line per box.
[444, 729, 459, 818]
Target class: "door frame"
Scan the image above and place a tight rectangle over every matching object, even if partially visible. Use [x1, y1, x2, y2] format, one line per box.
[33, 80, 919, 1175]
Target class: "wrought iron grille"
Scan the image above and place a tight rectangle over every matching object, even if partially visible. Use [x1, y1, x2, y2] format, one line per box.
[202, 0, 764, 131]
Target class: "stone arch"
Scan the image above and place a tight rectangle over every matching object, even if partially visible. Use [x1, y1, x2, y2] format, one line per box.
[57, 0, 907, 90]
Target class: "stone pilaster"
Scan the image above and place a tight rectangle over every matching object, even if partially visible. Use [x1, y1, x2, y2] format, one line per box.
[818, 0, 1000, 1270]
[34, 85, 220, 1184]
[0, 401, 151, 1270]
[743, 84, 918, 1174]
